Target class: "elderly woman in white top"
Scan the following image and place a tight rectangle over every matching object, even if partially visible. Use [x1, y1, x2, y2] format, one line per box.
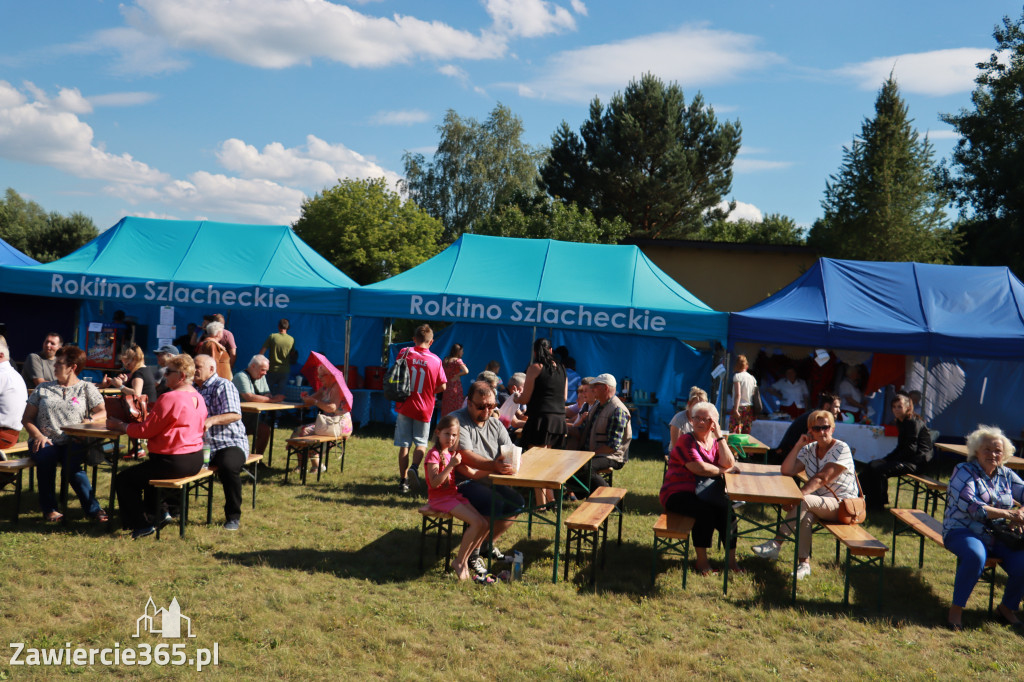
[751, 408, 860, 580]
[668, 386, 709, 452]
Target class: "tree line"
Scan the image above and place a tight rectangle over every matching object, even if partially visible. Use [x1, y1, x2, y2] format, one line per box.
[9, 10, 1024, 282]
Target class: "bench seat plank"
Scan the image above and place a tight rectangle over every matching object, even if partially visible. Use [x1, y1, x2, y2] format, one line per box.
[565, 486, 626, 531]
[654, 512, 695, 539]
[821, 521, 888, 557]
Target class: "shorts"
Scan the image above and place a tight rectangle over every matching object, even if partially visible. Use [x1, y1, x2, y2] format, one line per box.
[394, 413, 430, 448]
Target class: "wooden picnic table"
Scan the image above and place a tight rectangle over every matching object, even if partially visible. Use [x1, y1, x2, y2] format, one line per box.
[729, 434, 771, 463]
[934, 442, 1024, 470]
[61, 422, 122, 526]
[723, 462, 804, 603]
[239, 401, 301, 466]
[490, 446, 595, 583]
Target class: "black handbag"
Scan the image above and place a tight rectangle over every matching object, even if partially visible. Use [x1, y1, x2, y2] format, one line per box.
[694, 475, 730, 509]
[988, 519, 1024, 551]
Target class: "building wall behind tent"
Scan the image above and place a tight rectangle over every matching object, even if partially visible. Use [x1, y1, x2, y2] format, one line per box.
[430, 322, 712, 445]
[1, 294, 78, 362]
[77, 300, 384, 379]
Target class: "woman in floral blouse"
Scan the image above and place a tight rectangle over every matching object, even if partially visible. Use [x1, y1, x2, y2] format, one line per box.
[943, 425, 1024, 631]
[23, 345, 107, 522]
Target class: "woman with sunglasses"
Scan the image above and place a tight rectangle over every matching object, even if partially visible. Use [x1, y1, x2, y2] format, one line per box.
[751, 408, 859, 580]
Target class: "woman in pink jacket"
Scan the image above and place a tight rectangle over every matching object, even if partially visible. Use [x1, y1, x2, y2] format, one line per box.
[108, 354, 208, 539]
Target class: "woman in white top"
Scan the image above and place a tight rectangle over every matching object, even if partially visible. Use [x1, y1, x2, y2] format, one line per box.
[751, 408, 859, 580]
[730, 355, 757, 434]
[668, 386, 709, 451]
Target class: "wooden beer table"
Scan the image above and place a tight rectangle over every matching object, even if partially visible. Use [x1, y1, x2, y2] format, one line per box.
[61, 422, 123, 527]
[489, 447, 595, 583]
[239, 402, 300, 466]
[723, 462, 804, 603]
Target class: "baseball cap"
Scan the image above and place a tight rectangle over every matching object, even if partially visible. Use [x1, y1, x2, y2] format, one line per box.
[155, 345, 179, 355]
[592, 373, 617, 389]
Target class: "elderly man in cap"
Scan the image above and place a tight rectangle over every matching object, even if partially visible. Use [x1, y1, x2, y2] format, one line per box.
[232, 354, 285, 455]
[153, 344, 178, 395]
[573, 373, 631, 497]
[194, 354, 249, 531]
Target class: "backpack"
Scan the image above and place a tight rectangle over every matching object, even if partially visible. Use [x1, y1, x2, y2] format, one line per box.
[383, 349, 411, 402]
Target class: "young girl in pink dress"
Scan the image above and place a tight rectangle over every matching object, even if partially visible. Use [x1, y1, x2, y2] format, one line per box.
[424, 414, 490, 581]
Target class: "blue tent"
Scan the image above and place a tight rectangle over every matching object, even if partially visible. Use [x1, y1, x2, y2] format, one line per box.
[0, 217, 382, 374]
[729, 258, 1024, 359]
[0, 237, 37, 265]
[357, 234, 727, 441]
[729, 258, 1024, 438]
[351, 234, 728, 341]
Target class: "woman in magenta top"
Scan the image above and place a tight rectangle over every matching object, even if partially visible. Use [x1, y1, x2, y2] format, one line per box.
[660, 401, 739, 575]
[440, 343, 469, 417]
[108, 354, 208, 539]
[424, 414, 490, 582]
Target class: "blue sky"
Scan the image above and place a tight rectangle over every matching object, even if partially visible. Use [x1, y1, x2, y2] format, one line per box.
[0, 0, 1018, 232]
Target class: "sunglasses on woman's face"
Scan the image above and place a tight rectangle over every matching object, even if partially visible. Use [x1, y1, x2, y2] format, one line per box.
[810, 425, 831, 432]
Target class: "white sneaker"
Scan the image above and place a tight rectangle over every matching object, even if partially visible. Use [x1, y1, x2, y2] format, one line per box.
[751, 539, 781, 560]
[796, 562, 812, 580]
[470, 556, 488, 576]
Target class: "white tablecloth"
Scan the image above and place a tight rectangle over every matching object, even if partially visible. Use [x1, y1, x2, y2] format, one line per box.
[750, 419, 897, 463]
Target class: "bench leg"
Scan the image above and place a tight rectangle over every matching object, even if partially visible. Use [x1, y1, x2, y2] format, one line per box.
[419, 515, 428, 571]
[338, 438, 346, 474]
[12, 468, 23, 523]
[206, 477, 214, 525]
[251, 461, 258, 510]
[843, 549, 852, 607]
[179, 486, 188, 539]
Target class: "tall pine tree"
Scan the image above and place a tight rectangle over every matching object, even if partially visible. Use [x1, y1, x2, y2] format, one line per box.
[808, 76, 954, 262]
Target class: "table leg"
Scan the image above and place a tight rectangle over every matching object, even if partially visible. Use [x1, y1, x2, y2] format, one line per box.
[551, 486, 564, 583]
[59, 445, 71, 522]
[723, 502, 732, 595]
[791, 505, 800, 604]
[488, 490, 496, 573]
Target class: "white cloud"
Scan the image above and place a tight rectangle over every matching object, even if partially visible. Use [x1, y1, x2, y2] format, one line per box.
[570, 0, 587, 17]
[123, 0, 507, 69]
[515, 24, 783, 102]
[734, 158, 793, 173]
[215, 135, 401, 189]
[63, 26, 190, 76]
[88, 92, 160, 108]
[371, 109, 430, 126]
[834, 48, 990, 96]
[721, 200, 763, 223]
[484, 0, 577, 38]
[0, 81, 167, 184]
[923, 128, 959, 141]
[438, 64, 488, 95]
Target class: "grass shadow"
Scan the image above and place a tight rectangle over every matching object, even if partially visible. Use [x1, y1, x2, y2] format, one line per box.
[215, 528, 428, 584]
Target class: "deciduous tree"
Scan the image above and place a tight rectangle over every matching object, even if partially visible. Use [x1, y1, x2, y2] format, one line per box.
[293, 177, 442, 284]
[941, 11, 1024, 273]
[474, 199, 628, 244]
[0, 188, 98, 262]
[695, 213, 805, 246]
[402, 104, 543, 242]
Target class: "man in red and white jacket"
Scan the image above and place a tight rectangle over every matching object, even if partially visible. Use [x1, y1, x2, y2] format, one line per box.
[394, 324, 446, 494]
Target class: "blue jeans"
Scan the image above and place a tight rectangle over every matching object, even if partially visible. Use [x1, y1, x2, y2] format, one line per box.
[31, 440, 101, 516]
[945, 527, 1024, 609]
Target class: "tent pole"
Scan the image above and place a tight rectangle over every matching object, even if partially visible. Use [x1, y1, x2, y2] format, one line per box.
[720, 351, 731, 427]
[921, 356, 930, 420]
[385, 320, 393, 365]
[343, 316, 351, 382]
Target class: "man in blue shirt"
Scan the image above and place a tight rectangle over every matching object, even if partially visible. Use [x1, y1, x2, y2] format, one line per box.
[195, 354, 249, 531]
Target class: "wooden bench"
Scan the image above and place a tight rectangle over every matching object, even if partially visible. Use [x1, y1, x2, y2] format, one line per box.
[820, 521, 888, 608]
[0, 457, 36, 523]
[242, 453, 263, 509]
[563, 486, 627, 586]
[890, 508, 1002, 614]
[417, 505, 467, 573]
[284, 435, 347, 484]
[651, 513, 696, 588]
[894, 474, 946, 516]
[150, 468, 217, 539]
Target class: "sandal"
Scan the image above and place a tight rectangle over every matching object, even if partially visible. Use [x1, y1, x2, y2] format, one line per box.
[44, 511, 64, 523]
[93, 509, 109, 523]
[472, 573, 496, 585]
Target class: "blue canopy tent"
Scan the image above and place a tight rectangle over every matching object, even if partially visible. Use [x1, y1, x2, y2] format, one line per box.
[729, 258, 1024, 436]
[0, 217, 382, 376]
[356, 234, 728, 440]
[0, 237, 79, 359]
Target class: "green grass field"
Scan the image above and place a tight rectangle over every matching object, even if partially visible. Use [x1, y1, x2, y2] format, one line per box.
[0, 426, 1020, 680]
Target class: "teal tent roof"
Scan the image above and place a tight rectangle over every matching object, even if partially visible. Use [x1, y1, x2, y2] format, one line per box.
[350, 234, 726, 341]
[0, 217, 355, 314]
